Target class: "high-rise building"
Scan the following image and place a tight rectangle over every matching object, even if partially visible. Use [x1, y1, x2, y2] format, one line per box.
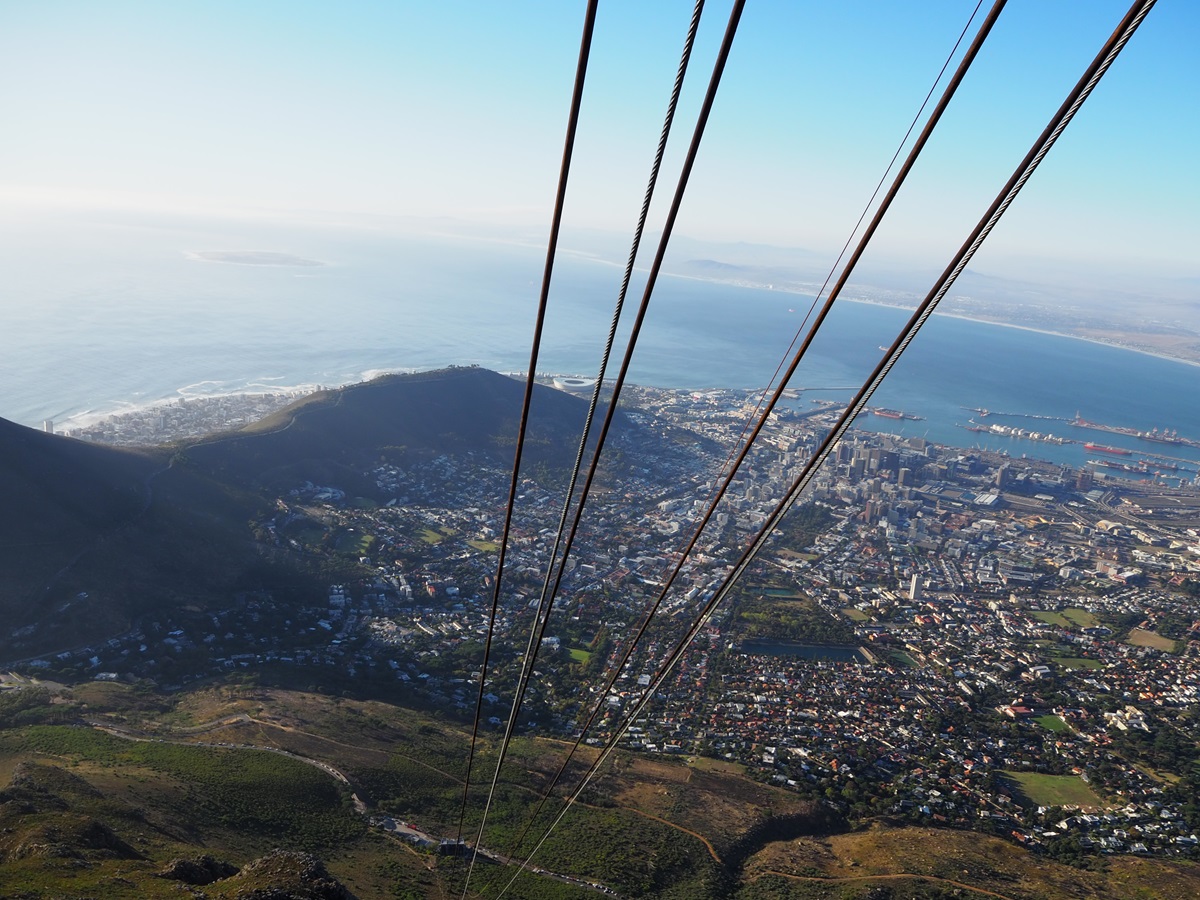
[995, 464, 1011, 490]
[1076, 468, 1095, 492]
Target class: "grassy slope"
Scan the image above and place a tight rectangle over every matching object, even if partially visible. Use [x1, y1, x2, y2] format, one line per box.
[741, 822, 1200, 900]
[0, 426, 282, 658]
[11, 684, 1198, 899]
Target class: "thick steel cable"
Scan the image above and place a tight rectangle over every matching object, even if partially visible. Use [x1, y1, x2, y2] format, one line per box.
[479, 0, 749, 894]
[713, 0, 986, 489]
[647, 0, 987, 668]
[456, 0, 600, 878]
[490, 0, 1007, 876]
[474, 0, 707, 880]
[501, 0, 1155, 887]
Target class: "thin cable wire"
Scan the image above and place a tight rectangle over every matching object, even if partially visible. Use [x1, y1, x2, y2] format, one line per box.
[455, 0, 600, 879]
[474, 1, 749, 894]
[473, 0, 707, 880]
[646, 0, 987, 675]
[490, 0, 1007, 877]
[711, 0, 986, 494]
[498, 0, 1155, 888]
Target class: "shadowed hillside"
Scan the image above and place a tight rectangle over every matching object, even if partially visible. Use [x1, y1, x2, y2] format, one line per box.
[0, 416, 280, 659]
[178, 366, 616, 495]
[0, 367, 628, 660]
[0, 419, 165, 653]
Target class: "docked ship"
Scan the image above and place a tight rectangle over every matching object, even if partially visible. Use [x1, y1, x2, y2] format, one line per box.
[871, 408, 924, 421]
[959, 421, 1073, 444]
[1084, 442, 1132, 455]
[1088, 458, 1150, 474]
[1075, 414, 1193, 447]
[1142, 427, 1183, 444]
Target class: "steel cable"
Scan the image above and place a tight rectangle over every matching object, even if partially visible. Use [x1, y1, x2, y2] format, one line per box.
[496, 0, 1155, 888]
[488, 0, 1007, 883]
[474, 0, 707, 885]
[456, 1, 600, 891]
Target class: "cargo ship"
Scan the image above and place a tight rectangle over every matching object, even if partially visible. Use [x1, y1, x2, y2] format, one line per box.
[871, 408, 924, 421]
[959, 421, 1073, 444]
[1084, 442, 1132, 455]
[1142, 428, 1183, 445]
[1075, 414, 1196, 448]
[1088, 458, 1150, 474]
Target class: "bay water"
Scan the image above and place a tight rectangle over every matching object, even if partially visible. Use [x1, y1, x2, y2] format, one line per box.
[2, 214, 1197, 476]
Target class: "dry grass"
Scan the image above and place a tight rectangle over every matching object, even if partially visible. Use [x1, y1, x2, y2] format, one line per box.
[604, 753, 812, 856]
[689, 755, 748, 776]
[1127, 628, 1178, 652]
[622, 755, 692, 783]
[745, 822, 1167, 900]
[14, 682, 1200, 900]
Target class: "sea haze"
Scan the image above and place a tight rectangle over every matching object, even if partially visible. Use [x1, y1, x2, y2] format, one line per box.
[1, 211, 1197, 475]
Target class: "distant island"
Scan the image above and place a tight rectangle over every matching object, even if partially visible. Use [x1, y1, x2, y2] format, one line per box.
[186, 250, 326, 267]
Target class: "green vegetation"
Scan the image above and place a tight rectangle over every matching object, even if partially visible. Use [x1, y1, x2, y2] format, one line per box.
[1037, 714, 1071, 733]
[535, 805, 722, 897]
[3, 726, 364, 851]
[281, 517, 327, 546]
[3, 682, 1200, 899]
[842, 607, 870, 622]
[1050, 656, 1104, 670]
[1033, 608, 1100, 629]
[1001, 771, 1104, 809]
[418, 527, 446, 544]
[1112, 724, 1200, 782]
[1033, 610, 1070, 627]
[1063, 608, 1099, 628]
[772, 502, 835, 553]
[352, 751, 463, 832]
[568, 647, 593, 663]
[0, 687, 72, 729]
[335, 529, 376, 555]
[468, 539, 501, 552]
[734, 597, 856, 644]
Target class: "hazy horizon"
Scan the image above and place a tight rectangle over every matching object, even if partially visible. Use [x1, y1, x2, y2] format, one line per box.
[1, 1, 1196, 284]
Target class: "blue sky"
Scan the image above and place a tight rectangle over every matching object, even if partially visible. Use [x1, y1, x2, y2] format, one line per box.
[0, 1, 1195, 279]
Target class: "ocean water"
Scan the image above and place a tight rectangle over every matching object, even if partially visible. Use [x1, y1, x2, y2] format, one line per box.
[2, 214, 1197, 476]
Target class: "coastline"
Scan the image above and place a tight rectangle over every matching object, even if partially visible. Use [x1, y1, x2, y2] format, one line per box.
[55, 382, 324, 434]
[653, 265, 1200, 370]
[11, 265, 1198, 440]
[845, 297, 1200, 370]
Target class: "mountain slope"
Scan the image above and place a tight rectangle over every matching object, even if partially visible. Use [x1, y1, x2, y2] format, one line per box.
[0, 419, 167, 652]
[0, 417, 276, 659]
[178, 366, 614, 494]
[0, 367, 628, 659]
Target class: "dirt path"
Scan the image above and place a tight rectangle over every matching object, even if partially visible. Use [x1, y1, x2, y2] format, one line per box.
[239, 715, 464, 783]
[84, 716, 620, 896]
[618, 807, 722, 864]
